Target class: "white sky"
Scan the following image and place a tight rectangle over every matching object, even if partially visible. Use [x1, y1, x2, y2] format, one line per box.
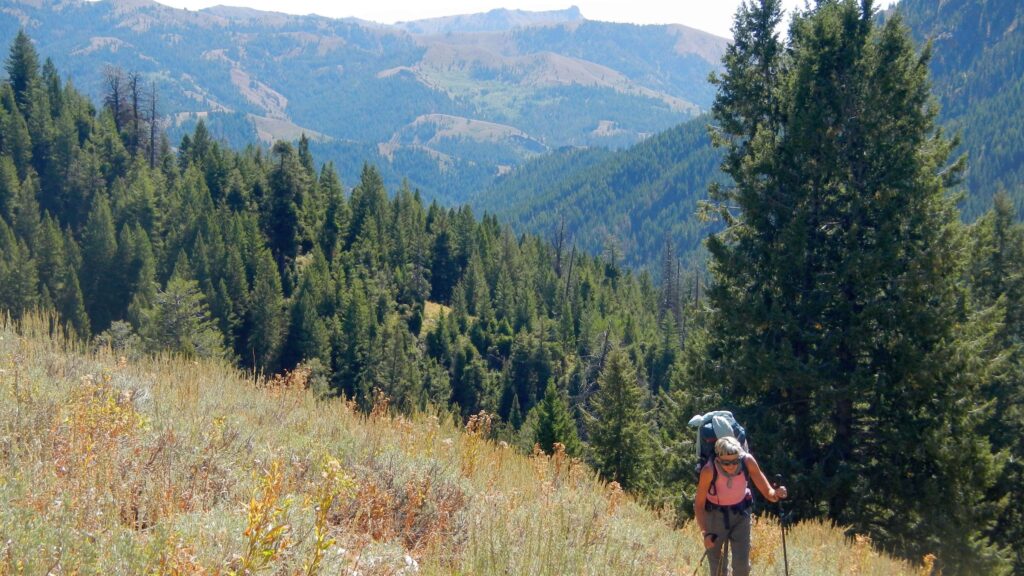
[151, 0, 898, 39]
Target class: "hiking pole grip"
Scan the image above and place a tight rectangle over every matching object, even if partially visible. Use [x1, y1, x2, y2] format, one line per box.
[774, 474, 790, 576]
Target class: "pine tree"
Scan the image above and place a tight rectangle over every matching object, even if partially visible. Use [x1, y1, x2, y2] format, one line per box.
[11, 173, 41, 250]
[336, 276, 373, 404]
[967, 192, 1024, 572]
[281, 251, 332, 370]
[139, 275, 226, 359]
[0, 157, 18, 221]
[23, 80, 54, 186]
[5, 31, 40, 114]
[451, 338, 494, 418]
[363, 313, 424, 413]
[220, 244, 250, 354]
[503, 331, 553, 418]
[0, 217, 39, 319]
[534, 379, 581, 456]
[319, 162, 349, 259]
[461, 250, 492, 321]
[347, 164, 387, 243]
[587, 348, 652, 492]
[126, 226, 158, 328]
[1, 85, 33, 181]
[34, 214, 65, 296]
[80, 192, 118, 331]
[430, 223, 460, 304]
[41, 58, 61, 118]
[265, 141, 305, 271]
[245, 249, 286, 373]
[704, 1, 1007, 571]
[56, 265, 89, 340]
[508, 392, 524, 431]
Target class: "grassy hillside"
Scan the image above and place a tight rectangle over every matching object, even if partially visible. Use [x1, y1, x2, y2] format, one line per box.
[0, 315, 923, 575]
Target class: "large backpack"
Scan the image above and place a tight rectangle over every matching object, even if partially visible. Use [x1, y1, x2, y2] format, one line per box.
[688, 410, 750, 477]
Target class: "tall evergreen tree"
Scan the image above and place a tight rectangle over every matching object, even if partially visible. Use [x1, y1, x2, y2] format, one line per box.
[703, 1, 1007, 571]
[34, 214, 65, 296]
[139, 275, 226, 359]
[125, 226, 158, 327]
[219, 243, 250, 354]
[281, 250, 332, 370]
[336, 276, 373, 403]
[1, 85, 33, 181]
[533, 379, 582, 456]
[0, 216, 39, 319]
[967, 192, 1024, 572]
[265, 141, 305, 272]
[319, 162, 349, 259]
[587, 348, 652, 492]
[11, 173, 41, 249]
[245, 249, 286, 373]
[363, 313, 424, 413]
[0, 156, 18, 221]
[4, 30, 40, 114]
[80, 192, 118, 331]
[56, 264, 89, 341]
[430, 222, 460, 304]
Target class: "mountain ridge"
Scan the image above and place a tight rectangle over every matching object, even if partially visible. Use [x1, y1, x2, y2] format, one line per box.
[0, 0, 728, 203]
[393, 5, 585, 34]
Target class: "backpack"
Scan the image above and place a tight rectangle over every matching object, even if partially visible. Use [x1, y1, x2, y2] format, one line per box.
[688, 410, 750, 478]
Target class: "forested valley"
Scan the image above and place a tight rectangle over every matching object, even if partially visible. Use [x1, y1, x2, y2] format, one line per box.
[476, 0, 1024, 273]
[1, 0, 1022, 573]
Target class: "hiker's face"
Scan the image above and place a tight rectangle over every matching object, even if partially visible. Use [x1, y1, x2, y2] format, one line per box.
[717, 457, 740, 468]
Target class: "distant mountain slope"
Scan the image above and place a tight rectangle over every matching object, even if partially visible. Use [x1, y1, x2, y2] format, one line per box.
[473, 117, 724, 270]
[394, 6, 585, 34]
[476, 0, 1024, 273]
[895, 0, 1024, 218]
[0, 0, 727, 203]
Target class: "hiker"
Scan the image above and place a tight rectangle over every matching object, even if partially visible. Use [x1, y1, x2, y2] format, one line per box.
[694, 436, 787, 576]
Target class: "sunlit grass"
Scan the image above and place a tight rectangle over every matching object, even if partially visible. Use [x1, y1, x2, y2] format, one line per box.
[420, 301, 451, 337]
[0, 314, 924, 574]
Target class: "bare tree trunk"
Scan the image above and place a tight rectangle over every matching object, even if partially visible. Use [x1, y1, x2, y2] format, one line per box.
[554, 217, 566, 277]
[128, 71, 142, 156]
[148, 81, 159, 168]
[563, 243, 576, 301]
[103, 66, 125, 133]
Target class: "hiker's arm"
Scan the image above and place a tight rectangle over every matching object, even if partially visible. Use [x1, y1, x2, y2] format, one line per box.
[694, 465, 712, 533]
[746, 456, 787, 502]
[694, 465, 716, 549]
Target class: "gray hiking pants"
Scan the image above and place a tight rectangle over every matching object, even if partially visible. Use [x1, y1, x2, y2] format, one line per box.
[705, 505, 752, 576]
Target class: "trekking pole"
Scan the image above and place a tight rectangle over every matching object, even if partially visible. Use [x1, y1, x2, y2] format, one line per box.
[691, 548, 710, 576]
[775, 474, 790, 576]
[718, 539, 729, 576]
[691, 531, 717, 576]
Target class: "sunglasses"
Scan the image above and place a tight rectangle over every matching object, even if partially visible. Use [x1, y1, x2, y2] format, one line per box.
[717, 458, 740, 467]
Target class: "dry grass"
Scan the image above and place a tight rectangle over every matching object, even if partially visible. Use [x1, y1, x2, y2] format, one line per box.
[0, 315, 925, 575]
[420, 301, 451, 337]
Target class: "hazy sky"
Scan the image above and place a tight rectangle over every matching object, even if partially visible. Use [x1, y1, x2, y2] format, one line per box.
[152, 0, 898, 39]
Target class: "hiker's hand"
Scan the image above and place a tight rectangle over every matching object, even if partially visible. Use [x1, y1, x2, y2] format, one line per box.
[703, 533, 717, 550]
[769, 486, 788, 502]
